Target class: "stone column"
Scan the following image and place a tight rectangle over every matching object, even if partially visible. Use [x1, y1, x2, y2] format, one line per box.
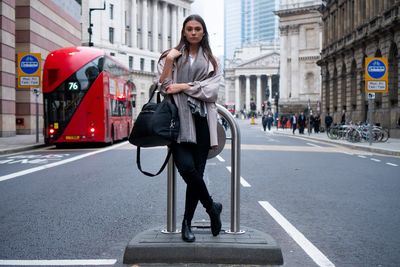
[152, 0, 158, 52]
[245, 76, 250, 112]
[131, 0, 137, 47]
[171, 5, 177, 46]
[235, 76, 240, 114]
[279, 26, 288, 101]
[142, 0, 148, 50]
[267, 75, 272, 103]
[290, 25, 300, 100]
[162, 1, 168, 51]
[256, 75, 261, 112]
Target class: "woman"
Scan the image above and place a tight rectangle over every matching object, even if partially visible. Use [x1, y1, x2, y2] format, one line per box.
[157, 15, 222, 242]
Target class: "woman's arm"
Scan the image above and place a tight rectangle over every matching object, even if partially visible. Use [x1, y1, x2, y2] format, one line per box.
[184, 60, 222, 102]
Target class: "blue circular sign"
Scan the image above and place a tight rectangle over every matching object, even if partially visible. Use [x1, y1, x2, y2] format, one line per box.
[367, 59, 386, 79]
[20, 55, 39, 74]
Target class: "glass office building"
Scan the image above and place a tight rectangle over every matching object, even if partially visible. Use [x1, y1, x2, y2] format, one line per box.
[224, 0, 279, 61]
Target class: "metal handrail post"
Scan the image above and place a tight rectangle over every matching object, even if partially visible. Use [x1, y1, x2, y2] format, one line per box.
[163, 151, 177, 233]
[163, 105, 242, 234]
[216, 104, 243, 234]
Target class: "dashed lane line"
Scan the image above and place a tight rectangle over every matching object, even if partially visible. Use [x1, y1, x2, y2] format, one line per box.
[306, 142, 323, 148]
[226, 166, 251, 187]
[259, 201, 335, 267]
[386, 162, 398, 166]
[370, 158, 381, 162]
[216, 155, 225, 162]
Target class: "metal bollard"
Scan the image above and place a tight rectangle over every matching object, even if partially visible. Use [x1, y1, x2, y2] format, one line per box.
[163, 104, 243, 234]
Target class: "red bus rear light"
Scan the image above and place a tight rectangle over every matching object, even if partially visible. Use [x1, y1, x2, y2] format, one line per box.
[49, 128, 55, 134]
[90, 127, 95, 133]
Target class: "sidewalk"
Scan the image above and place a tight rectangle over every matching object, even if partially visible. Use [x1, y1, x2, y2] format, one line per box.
[0, 134, 46, 155]
[271, 126, 400, 157]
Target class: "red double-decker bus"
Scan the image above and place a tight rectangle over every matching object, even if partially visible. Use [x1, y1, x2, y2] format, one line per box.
[43, 46, 134, 145]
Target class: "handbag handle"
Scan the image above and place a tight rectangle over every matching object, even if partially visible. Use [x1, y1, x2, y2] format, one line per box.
[148, 83, 161, 104]
[136, 147, 172, 177]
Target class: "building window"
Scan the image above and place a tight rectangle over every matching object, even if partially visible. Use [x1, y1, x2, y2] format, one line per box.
[151, 60, 155, 72]
[110, 4, 114, 20]
[109, 27, 114, 44]
[129, 56, 134, 70]
[140, 58, 145, 71]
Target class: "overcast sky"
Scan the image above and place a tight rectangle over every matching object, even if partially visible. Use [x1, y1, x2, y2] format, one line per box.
[190, 0, 224, 56]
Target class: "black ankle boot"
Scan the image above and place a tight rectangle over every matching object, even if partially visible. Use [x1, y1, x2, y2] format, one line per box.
[181, 220, 195, 242]
[206, 202, 222, 236]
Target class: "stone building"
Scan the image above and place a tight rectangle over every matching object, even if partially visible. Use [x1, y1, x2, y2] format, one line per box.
[81, 0, 193, 117]
[224, 43, 280, 115]
[275, 0, 322, 115]
[318, 0, 400, 137]
[0, 0, 81, 137]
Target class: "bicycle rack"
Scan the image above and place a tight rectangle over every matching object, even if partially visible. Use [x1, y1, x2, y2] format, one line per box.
[162, 104, 244, 234]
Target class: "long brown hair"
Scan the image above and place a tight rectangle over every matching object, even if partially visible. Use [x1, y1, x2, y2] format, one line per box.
[159, 14, 218, 74]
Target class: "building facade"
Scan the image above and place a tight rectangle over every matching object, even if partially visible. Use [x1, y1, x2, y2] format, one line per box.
[275, 0, 322, 114]
[224, 44, 280, 115]
[81, 0, 193, 116]
[0, 0, 81, 137]
[318, 0, 400, 137]
[224, 0, 280, 62]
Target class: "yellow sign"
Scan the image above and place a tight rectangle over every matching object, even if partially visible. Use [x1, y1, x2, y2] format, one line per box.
[365, 57, 388, 93]
[17, 52, 41, 88]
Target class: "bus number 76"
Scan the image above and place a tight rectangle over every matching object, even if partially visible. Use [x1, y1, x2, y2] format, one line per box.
[68, 82, 79, 90]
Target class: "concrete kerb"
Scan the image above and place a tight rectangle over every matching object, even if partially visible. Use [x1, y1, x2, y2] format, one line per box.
[272, 130, 400, 157]
[0, 143, 48, 155]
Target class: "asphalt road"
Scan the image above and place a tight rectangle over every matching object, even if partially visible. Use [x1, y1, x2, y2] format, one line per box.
[0, 119, 399, 267]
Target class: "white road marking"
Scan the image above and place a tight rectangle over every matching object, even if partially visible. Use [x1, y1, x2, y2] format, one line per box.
[0, 142, 127, 183]
[341, 152, 353, 155]
[370, 158, 381, 162]
[226, 166, 251, 187]
[306, 142, 322, 148]
[358, 155, 367, 158]
[216, 155, 225, 162]
[259, 201, 335, 267]
[0, 259, 117, 266]
[386, 163, 398, 166]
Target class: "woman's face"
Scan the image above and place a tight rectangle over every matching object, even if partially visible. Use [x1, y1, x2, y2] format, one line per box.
[184, 20, 204, 46]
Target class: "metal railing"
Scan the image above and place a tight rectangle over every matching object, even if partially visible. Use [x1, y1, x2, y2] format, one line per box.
[162, 104, 243, 234]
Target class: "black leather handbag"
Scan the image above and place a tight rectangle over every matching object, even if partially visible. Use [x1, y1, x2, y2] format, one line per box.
[129, 84, 179, 176]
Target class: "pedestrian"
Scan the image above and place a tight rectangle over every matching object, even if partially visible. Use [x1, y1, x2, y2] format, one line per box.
[314, 113, 321, 133]
[290, 113, 297, 134]
[341, 110, 346, 124]
[157, 14, 222, 242]
[325, 113, 333, 130]
[298, 112, 306, 134]
[262, 110, 268, 131]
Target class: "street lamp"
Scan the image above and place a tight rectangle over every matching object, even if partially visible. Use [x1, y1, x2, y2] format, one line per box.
[88, 1, 106, 47]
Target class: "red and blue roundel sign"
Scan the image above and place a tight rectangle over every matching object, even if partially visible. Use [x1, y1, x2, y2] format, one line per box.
[20, 55, 40, 75]
[367, 59, 386, 79]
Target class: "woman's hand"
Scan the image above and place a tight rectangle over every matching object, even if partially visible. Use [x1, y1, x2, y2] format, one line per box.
[166, 83, 190, 94]
[166, 49, 182, 61]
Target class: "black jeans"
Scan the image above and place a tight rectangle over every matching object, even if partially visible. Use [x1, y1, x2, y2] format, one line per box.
[171, 115, 213, 223]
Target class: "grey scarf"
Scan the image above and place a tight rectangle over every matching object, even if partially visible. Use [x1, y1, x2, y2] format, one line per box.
[174, 46, 210, 143]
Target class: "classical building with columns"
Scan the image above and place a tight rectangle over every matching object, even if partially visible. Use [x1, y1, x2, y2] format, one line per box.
[318, 0, 400, 137]
[275, 0, 322, 115]
[81, 0, 193, 116]
[224, 43, 280, 115]
[0, 0, 81, 137]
